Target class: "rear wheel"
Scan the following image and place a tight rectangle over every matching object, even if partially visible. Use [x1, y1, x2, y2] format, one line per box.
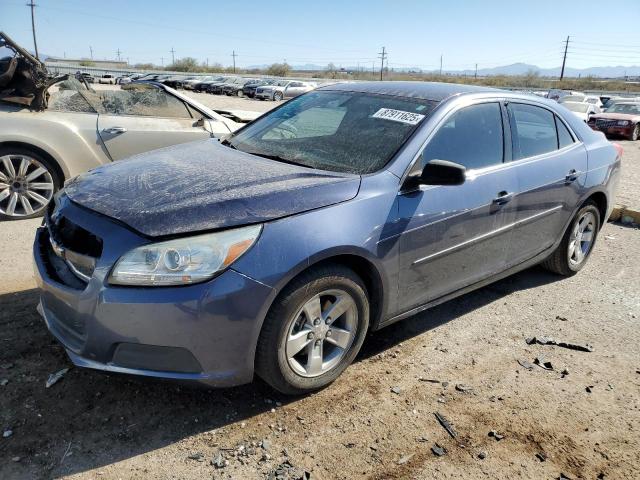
[631, 124, 639, 141]
[541, 201, 600, 276]
[237, 89, 244, 97]
[255, 265, 369, 395]
[0, 147, 60, 220]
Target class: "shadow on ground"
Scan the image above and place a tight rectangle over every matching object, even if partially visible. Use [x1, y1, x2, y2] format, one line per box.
[0, 265, 561, 478]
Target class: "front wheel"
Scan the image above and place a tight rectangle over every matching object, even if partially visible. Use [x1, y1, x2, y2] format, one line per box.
[631, 124, 639, 141]
[255, 265, 370, 395]
[0, 147, 60, 220]
[273, 91, 283, 101]
[237, 89, 244, 97]
[541, 201, 600, 276]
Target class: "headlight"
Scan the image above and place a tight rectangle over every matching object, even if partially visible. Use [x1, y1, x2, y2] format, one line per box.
[617, 120, 630, 126]
[109, 224, 262, 286]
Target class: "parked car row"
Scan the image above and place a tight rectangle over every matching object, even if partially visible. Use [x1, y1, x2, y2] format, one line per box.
[546, 89, 640, 140]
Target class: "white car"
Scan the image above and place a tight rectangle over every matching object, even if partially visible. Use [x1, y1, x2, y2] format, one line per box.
[0, 46, 256, 219]
[559, 94, 603, 109]
[561, 101, 600, 122]
[98, 74, 116, 85]
[255, 80, 317, 101]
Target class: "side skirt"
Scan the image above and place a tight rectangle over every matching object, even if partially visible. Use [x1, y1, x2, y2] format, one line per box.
[376, 244, 555, 330]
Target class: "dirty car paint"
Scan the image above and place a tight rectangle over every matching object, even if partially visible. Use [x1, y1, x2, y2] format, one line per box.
[64, 140, 361, 237]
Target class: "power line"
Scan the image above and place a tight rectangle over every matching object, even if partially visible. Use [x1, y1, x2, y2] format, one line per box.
[378, 46, 387, 81]
[26, 1, 39, 59]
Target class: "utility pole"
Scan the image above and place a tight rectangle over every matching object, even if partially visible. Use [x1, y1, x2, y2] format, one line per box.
[439, 54, 443, 76]
[231, 50, 237, 73]
[161, 56, 164, 66]
[378, 46, 387, 81]
[26, 1, 39, 59]
[116, 48, 122, 62]
[474, 63, 478, 79]
[89, 46, 93, 59]
[170, 47, 176, 65]
[560, 36, 570, 81]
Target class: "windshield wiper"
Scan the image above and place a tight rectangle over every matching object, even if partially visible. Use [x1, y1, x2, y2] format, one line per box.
[220, 138, 237, 149]
[247, 152, 309, 168]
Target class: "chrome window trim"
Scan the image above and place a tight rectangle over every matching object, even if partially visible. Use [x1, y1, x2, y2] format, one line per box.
[398, 95, 584, 189]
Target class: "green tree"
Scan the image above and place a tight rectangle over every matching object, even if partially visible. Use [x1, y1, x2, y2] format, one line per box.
[167, 57, 199, 72]
[266, 62, 291, 77]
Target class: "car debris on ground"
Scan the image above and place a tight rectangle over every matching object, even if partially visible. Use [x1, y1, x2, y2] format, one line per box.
[526, 336, 594, 352]
[431, 443, 446, 456]
[45, 368, 69, 388]
[434, 412, 457, 438]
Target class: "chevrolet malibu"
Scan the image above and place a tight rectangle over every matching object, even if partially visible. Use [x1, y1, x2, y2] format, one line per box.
[34, 82, 621, 394]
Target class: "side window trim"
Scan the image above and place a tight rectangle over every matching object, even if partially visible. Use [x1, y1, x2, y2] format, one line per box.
[554, 113, 577, 146]
[400, 97, 509, 184]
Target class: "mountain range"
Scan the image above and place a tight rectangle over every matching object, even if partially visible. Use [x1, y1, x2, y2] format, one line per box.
[248, 62, 640, 78]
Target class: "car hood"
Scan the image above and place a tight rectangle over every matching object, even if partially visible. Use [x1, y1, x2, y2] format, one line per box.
[64, 140, 361, 238]
[591, 112, 640, 121]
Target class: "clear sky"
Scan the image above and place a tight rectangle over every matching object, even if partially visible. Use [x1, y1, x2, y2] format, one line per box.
[2, 0, 639, 70]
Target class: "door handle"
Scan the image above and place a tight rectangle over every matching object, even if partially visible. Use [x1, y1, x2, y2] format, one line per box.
[492, 191, 513, 205]
[565, 169, 580, 183]
[102, 126, 127, 135]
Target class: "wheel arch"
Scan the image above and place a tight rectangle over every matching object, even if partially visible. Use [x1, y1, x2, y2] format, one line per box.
[584, 190, 608, 226]
[0, 140, 66, 186]
[250, 250, 387, 375]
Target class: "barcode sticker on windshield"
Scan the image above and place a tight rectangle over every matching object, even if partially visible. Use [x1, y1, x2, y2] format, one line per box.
[372, 108, 425, 125]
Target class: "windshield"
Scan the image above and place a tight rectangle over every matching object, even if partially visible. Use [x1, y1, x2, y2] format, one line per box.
[606, 103, 640, 114]
[227, 90, 437, 174]
[564, 102, 589, 113]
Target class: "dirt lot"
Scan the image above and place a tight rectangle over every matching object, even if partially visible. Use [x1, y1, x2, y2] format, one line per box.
[0, 107, 639, 479]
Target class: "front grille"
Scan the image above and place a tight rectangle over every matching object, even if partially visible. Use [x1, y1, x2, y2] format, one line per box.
[44, 206, 103, 286]
[595, 119, 619, 129]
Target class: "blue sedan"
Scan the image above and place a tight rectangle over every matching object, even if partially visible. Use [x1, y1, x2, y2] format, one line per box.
[33, 82, 621, 394]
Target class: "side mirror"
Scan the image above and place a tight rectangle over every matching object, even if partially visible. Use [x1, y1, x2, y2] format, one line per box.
[421, 159, 466, 186]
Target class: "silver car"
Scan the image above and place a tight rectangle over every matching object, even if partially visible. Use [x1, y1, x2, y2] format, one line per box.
[255, 80, 316, 101]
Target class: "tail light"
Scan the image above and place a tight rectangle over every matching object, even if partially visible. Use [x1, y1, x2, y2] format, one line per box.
[612, 143, 623, 159]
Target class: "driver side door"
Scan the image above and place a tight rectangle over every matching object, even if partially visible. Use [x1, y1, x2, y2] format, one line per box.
[397, 101, 517, 311]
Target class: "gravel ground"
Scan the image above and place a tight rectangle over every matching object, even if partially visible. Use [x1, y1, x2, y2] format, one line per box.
[0, 101, 639, 480]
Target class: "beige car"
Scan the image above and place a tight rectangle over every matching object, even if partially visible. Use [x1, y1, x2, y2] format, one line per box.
[0, 79, 253, 220]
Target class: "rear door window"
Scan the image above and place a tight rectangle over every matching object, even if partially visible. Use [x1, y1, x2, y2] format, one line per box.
[508, 104, 558, 160]
[555, 116, 575, 149]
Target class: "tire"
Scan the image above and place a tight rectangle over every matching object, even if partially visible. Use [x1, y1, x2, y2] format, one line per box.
[541, 201, 600, 276]
[0, 146, 61, 220]
[237, 89, 244, 97]
[631, 124, 639, 141]
[273, 91, 283, 101]
[255, 265, 370, 395]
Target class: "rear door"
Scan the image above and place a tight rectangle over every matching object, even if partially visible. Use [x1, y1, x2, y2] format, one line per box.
[398, 101, 518, 310]
[505, 102, 587, 267]
[284, 82, 307, 98]
[97, 84, 211, 160]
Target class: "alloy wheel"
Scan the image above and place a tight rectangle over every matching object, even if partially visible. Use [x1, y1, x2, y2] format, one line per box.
[0, 154, 55, 218]
[285, 289, 358, 378]
[568, 211, 596, 266]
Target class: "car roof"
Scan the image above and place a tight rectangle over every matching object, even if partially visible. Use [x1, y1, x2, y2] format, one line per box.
[316, 81, 499, 101]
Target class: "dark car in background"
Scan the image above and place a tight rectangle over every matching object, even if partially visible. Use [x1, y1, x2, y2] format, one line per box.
[34, 82, 620, 395]
[242, 79, 271, 98]
[193, 76, 228, 92]
[162, 75, 197, 89]
[207, 77, 241, 94]
[221, 78, 260, 96]
[588, 102, 640, 140]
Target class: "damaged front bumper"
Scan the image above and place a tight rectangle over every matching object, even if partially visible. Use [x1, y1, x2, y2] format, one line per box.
[33, 199, 276, 387]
